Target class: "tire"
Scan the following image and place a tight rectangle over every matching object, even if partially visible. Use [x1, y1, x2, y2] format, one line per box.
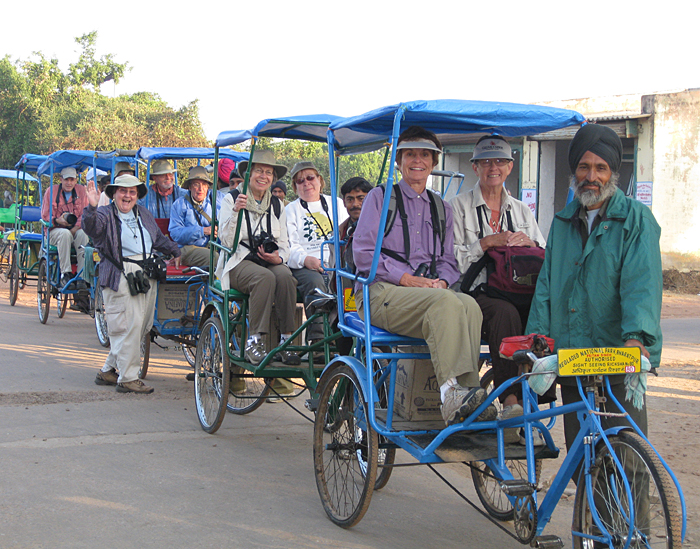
[182, 343, 196, 367]
[37, 258, 50, 324]
[138, 330, 151, 379]
[94, 285, 110, 347]
[572, 430, 682, 549]
[473, 367, 542, 521]
[194, 316, 230, 434]
[8, 244, 19, 306]
[56, 290, 68, 318]
[313, 363, 377, 528]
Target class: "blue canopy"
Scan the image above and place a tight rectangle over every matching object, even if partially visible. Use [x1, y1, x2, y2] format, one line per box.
[329, 99, 585, 154]
[137, 147, 249, 162]
[37, 150, 137, 177]
[0, 169, 37, 182]
[14, 154, 48, 172]
[215, 114, 343, 147]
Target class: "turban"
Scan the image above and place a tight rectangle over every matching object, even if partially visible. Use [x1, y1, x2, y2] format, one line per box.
[568, 124, 622, 173]
[218, 158, 236, 184]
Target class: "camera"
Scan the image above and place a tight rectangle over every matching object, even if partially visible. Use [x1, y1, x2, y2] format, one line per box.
[64, 213, 77, 229]
[126, 270, 151, 296]
[142, 256, 167, 283]
[413, 263, 437, 279]
[252, 231, 278, 254]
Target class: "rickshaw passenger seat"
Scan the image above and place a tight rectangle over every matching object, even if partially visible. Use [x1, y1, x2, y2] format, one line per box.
[343, 311, 426, 346]
[20, 206, 41, 223]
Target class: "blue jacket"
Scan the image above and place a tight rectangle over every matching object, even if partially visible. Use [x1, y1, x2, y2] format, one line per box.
[526, 188, 663, 367]
[168, 191, 221, 248]
[139, 184, 187, 219]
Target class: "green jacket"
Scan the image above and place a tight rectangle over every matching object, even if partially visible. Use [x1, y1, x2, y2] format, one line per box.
[526, 188, 663, 367]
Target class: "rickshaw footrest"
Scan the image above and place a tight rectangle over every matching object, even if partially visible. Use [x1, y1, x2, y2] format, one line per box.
[531, 535, 563, 549]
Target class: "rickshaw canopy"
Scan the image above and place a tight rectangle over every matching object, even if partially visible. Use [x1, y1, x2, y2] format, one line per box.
[37, 150, 137, 177]
[215, 114, 343, 147]
[137, 147, 250, 162]
[329, 99, 586, 154]
[14, 154, 48, 173]
[0, 169, 37, 182]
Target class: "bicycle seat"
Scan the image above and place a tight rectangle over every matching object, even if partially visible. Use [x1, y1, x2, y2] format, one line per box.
[305, 288, 336, 312]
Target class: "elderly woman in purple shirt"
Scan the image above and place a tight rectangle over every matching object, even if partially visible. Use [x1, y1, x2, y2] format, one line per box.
[352, 126, 496, 427]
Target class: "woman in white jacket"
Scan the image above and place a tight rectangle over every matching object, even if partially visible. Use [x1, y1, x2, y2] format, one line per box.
[285, 161, 347, 344]
[216, 150, 299, 366]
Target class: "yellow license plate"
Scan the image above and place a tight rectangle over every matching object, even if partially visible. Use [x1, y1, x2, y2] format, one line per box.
[558, 347, 642, 376]
[93, 251, 100, 262]
[343, 287, 356, 312]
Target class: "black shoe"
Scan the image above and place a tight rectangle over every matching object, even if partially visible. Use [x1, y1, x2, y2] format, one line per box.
[76, 279, 88, 290]
[59, 274, 73, 288]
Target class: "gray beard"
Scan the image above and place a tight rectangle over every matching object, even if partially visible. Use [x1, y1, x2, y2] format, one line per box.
[569, 173, 619, 208]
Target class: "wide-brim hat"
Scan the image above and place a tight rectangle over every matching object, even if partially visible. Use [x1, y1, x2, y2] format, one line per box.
[105, 174, 147, 199]
[238, 150, 288, 180]
[150, 159, 177, 178]
[471, 136, 513, 162]
[182, 165, 213, 190]
[114, 161, 136, 175]
[395, 139, 443, 154]
[289, 161, 319, 184]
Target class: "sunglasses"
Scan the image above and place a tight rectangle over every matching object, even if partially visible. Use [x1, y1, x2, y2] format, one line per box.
[295, 174, 317, 186]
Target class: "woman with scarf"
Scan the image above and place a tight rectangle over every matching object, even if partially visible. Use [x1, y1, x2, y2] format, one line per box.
[216, 150, 299, 367]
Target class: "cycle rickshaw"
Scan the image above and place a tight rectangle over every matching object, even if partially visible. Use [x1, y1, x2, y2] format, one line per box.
[36, 150, 137, 324]
[193, 114, 348, 433]
[130, 146, 250, 376]
[310, 99, 686, 548]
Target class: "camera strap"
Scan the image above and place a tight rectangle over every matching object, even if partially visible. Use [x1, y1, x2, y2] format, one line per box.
[102, 204, 151, 275]
[299, 195, 332, 241]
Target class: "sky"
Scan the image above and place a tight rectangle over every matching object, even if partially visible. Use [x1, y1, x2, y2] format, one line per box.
[2, 0, 697, 143]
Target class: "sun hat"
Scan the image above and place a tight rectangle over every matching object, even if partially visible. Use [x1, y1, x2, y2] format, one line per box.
[60, 167, 78, 179]
[471, 136, 513, 162]
[238, 150, 288, 180]
[114, 161, 136, 175]
[150, 159, 177, 178]
[395, 139, 443, 154]
[181, 165, 213, 190]
[105, 174, 147, 199]
[289, 161, 319, 184]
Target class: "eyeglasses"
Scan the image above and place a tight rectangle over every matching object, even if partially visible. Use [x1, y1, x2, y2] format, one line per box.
[476, 159, 512, 167]
[252, 167, 275, 177]
[295, 174, 317, 186]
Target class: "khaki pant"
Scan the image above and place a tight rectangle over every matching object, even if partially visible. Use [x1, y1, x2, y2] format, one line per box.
[49, 228, 89, 277]
[101, 258, 157, 383]
[356, 282, 483, 387]
[181, 245, 217, 269]
[228, 260, 297, 336]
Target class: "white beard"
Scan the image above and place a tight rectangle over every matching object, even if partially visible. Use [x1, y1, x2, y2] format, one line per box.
[569, 173, 619, 208]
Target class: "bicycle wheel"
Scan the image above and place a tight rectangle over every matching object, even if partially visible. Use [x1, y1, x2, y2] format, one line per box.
[37, 258, 50, 324]
[313, 363, 377, 528]
[56, 290, 68, 318]
[194, 316, 229, 434]
[471, 459, 542, 521]
[138, 330, 151, 379]
[8, 245, 19, 306]
[94, 285, 110, 347]
[572, 430, 682, 548]
[182, 343, 196, 367]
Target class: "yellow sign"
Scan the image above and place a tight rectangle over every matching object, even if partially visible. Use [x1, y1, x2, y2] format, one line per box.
[343, 288, 356, 312]
[558, 347, 642, 376]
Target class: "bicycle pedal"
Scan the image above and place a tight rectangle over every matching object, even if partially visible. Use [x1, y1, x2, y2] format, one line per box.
[500, 479, 535, 496]
[530, 535, 563, 548]
[305, 398, 319, 412]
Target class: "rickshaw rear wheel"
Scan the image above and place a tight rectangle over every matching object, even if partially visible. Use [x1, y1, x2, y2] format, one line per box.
[182, 343, 196, 367]
[8, 245, 19, 306]
[94, 285, 110, 347]
[37, 258, 50, 324]
[313, 363, 377, 528]
[194, 315, 230, 434]
[138, 330, 151, 379]
[56, 290, 68, 318]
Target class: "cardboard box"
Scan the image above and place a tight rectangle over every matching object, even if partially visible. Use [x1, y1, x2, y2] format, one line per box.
[156, 283, 197, 323]
[393, 346, 443, 421]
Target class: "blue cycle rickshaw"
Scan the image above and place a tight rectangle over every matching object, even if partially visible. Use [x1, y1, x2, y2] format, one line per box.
[311, 99, 686, 548]
[36, 150, 137, 324]
[131, 146, 249, 375]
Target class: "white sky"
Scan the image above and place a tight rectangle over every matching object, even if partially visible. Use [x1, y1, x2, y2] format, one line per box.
[2, 0, 696, 143]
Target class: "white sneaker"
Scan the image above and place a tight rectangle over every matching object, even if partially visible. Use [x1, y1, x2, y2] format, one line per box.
[499, 403, 523, 444]
[519, 426, 546, 447]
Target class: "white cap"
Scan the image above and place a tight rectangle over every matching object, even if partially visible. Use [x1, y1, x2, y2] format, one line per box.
[60, 167, 78, 179]
[86, 168, 107, 181]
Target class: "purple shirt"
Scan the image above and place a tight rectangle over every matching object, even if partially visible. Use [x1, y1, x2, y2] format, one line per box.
[353, 179, 460, 288]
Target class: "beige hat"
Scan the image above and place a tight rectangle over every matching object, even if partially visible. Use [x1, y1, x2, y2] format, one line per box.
[289, 161, 318, 183]
[105, 174, 147, 199]
[114, 161, 135, 175]
[150, 159, 177, 178]
[60, 167, 78, 179]
[237, 150, 288, 180]
[181, 165, 212, 190]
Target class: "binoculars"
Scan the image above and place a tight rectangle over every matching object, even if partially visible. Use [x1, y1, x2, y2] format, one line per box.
[126, 270, 151, 296]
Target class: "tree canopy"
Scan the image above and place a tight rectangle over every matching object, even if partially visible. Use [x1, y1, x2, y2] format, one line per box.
[0, 32, 207, 169]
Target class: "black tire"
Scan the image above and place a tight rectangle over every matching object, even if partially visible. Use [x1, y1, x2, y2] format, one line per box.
[313, 363, 377, 528]
[194, 316, 230, 434]
[473, 367, 542, 521]
[8, 244, 19, 306]
[94, 285, 110, 347]
[138, 330, 151, 379]
[56, 290, 68, 318]
[37, 258, 50, 324]
[572, 430, 682, 548]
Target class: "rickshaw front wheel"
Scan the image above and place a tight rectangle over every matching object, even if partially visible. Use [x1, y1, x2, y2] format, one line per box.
[37, 259, 50, 324]
[138, 330, 151, 379]
[8, 245, 19, 306]
[194, 315, 230, 434]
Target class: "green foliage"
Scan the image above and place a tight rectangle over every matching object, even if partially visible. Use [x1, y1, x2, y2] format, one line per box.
[0, 33, 207, 170]
[239, 138, 387, 201]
